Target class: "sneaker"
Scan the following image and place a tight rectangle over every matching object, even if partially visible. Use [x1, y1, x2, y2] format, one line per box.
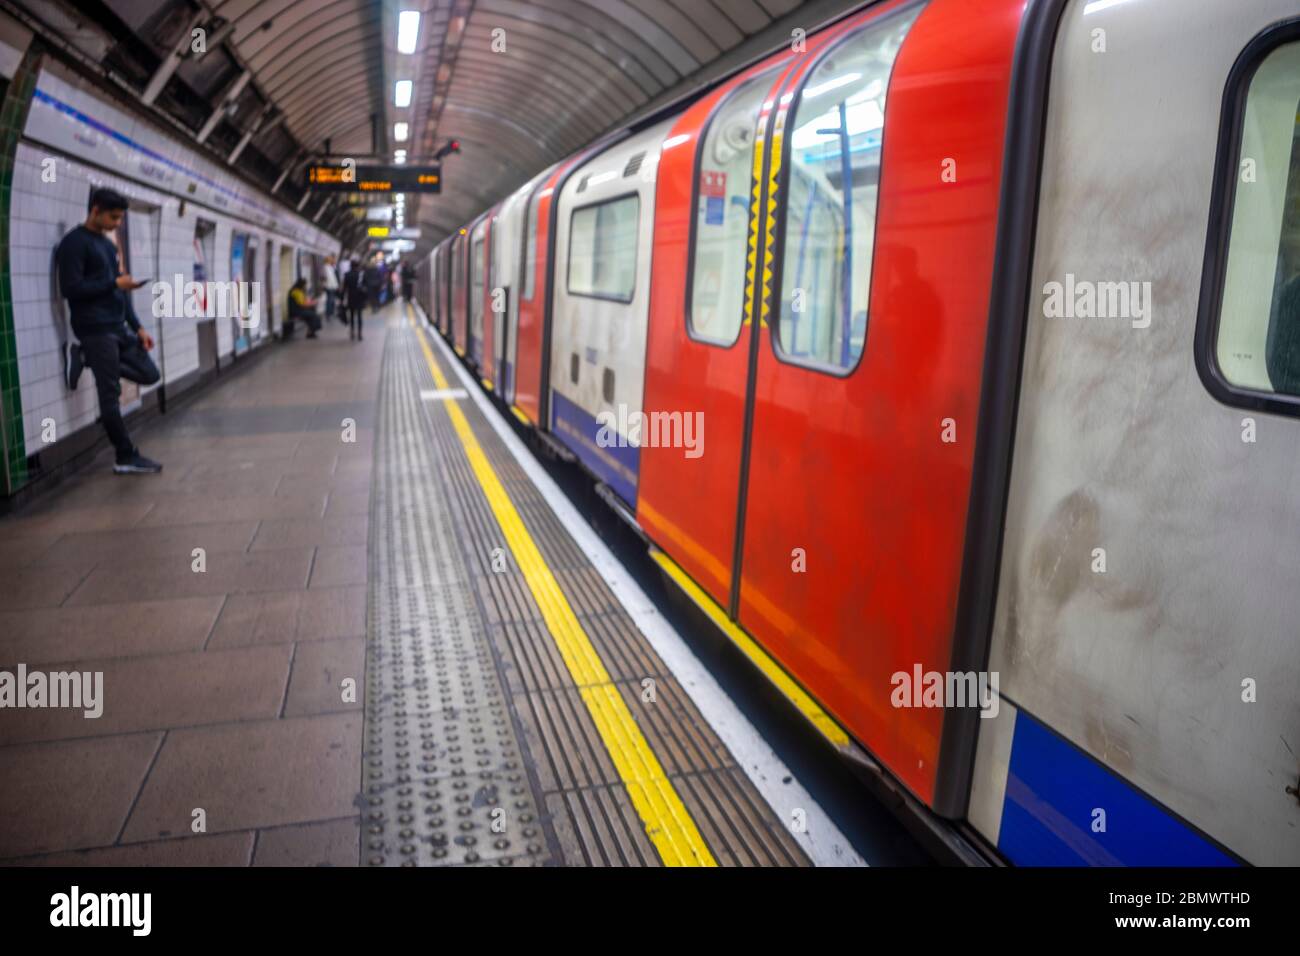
[63, 342, 84, 391]
[113, 451, 163, 475]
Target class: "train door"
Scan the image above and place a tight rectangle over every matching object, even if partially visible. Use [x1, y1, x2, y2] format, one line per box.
[516, 158, 578, 426]
[514, 185, 547, 419]
[469, 216, 489, 371]
[434, 247, 444, 332]
[443, 239, 455, 337]
[482, 210, 500, 389]
[637, 63, 796, 608]
[735, 0, 1013, 808]
[451, 231, 468, 355]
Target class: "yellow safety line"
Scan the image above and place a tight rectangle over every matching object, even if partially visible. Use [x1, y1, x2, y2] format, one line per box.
[409, 311, 716, 867]
[649, 546, 851, 749]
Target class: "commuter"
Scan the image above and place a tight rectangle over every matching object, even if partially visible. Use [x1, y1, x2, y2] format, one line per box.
[286, 278, 322, 339]
[364, 257, 385, 314]
[322, 254, 340, 323]
[400, 259, 415, 303]
[57, 187, 163, 475]
[343, 258, 367, 341]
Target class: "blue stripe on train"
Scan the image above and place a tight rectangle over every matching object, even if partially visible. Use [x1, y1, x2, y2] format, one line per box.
[999, 710, 1238, 866]
[549, 391, 639, 506]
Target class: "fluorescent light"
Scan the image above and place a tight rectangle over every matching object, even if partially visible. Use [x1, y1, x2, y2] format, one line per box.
[394, 149, 407, 164]
[397, 10, 421, 54]
[802, 72, 861, 100]
[394, 80, 412, 107]
[394, 122, 408, 142]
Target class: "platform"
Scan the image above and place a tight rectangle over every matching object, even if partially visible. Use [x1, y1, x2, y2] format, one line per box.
[0, 301, 824, 867]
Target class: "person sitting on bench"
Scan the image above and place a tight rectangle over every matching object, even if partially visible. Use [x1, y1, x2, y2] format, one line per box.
[285, 278, 321, 339]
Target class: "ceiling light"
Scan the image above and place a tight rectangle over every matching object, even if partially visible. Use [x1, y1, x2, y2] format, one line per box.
[394, 122, 408, 142]
[397, 10, 421, 54]
[394, 80, 412, 108]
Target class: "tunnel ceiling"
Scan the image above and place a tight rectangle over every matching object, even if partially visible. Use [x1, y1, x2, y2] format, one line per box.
[16, 0, 829, 252]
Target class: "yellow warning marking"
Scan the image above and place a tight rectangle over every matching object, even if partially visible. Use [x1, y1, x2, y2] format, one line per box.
[481, 377, 493, 391]
[649, 546, 851, 749]
[410, 311, 716, 867]
[510, 405, 532, 427]
[758, 111, 785, 332]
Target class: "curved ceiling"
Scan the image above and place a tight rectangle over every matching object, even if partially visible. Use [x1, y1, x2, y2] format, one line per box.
[16, 0, 846, 252]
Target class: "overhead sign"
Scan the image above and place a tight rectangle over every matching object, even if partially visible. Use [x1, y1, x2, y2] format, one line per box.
[306, 163, 441, 193]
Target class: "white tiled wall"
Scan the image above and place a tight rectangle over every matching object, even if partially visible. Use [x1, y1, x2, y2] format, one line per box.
[9, 62, 340, 460]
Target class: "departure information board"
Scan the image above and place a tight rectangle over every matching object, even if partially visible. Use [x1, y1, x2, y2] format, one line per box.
[305, 164, 441, 193]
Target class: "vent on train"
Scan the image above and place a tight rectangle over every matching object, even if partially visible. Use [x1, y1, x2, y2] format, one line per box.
[570, 352, 580, 385]
[602, 368, 615, 404]
[576, 175, 590, 193]
[623, 152, 645, 178]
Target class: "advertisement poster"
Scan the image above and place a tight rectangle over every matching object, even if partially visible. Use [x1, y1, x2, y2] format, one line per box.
[231, 232, 248, 355]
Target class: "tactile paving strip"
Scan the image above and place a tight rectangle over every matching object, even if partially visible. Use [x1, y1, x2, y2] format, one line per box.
[361, 328, 553, 866]
[407, 324, 809, 867]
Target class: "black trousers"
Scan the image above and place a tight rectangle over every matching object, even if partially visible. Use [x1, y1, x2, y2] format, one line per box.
[346, 305, 365, 338]
[285, 309, 321, 337]
[78, 324, 161, 460]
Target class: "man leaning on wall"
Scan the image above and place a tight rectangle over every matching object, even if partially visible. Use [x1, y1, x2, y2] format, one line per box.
[57, 187, 163, 475]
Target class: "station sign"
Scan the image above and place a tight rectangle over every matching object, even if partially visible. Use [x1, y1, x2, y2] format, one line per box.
[306, 163, 441, 193]
[367, 227, 421, 239]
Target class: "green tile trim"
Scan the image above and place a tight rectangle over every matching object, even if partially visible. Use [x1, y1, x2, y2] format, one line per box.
[0, 42, 45, 494]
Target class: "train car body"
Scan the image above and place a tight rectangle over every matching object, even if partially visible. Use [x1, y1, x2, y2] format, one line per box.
[966, 0, 1300, 868]
[467, 210, 493, 371]
[548, 118, 675, 504]
[490, 173, 549, 404]
[428, 0, 1300, 866]
[449, 229, 469, 356]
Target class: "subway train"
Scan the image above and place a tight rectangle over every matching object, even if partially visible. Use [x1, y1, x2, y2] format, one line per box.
[415, 0, 1300, 866]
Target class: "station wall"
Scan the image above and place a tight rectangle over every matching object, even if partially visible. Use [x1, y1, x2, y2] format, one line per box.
[0, 31, 339, 495]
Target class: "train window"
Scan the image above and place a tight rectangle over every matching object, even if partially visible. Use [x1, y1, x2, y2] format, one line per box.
[567, 194, 639, 302]
[522, 189, 541, 302]
[1211, 38, 1300, 403]
[688, 72, 773, 346]
[774, 7, 921, 374]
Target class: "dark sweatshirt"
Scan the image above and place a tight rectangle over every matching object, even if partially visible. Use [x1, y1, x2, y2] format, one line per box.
[57, 225, 142, 338]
